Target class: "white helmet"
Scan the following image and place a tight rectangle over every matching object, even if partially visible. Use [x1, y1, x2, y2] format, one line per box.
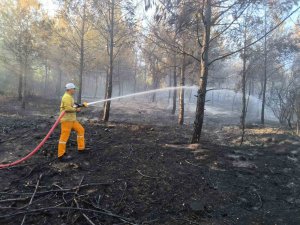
[65, 83, 76, 90]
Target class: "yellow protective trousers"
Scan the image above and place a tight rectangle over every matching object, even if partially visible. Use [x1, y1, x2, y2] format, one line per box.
[58, 121, 85, 158]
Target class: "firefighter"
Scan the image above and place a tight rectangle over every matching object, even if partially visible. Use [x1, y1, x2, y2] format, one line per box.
[58, 83, 87, 159]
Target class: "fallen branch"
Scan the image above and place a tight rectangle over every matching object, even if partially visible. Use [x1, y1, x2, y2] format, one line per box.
[0, 197, 30, 203]
[0, 207, 137, 225]
[185, 160, 204, 168]
[0, 182, 112, 196]
[53, 184, 68, 204]
[67, 176, 84, 221]
[137, 169, 159, 179]
[20, 173, 43, 225]
[117, 181, 127, 205]
[171, 216, 204, 225]
[74, 198, 96, 225]
[252, 190, 263, 210]
[79, 198, 138, 225]
[50, 193, 90, 208]
[141, 218, 159, 224]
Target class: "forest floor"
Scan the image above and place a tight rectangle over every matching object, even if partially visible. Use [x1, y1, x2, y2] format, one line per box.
[0, 96, 300, 225]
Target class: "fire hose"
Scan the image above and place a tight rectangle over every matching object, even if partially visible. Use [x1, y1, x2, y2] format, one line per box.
[0, 100, 96, 169]
[0, 86, 195, 169]
[0, 111, 66, 169]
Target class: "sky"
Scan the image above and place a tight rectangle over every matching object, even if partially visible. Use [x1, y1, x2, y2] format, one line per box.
[39, 0, 298, 29]
[39, 0, 58, 16]
[39, 0, 155, 29]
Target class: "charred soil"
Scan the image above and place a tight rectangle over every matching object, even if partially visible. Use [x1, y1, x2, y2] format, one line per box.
[0, 98, 300, 225]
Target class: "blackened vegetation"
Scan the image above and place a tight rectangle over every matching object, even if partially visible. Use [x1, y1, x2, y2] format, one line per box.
[0, 113, 299, 225]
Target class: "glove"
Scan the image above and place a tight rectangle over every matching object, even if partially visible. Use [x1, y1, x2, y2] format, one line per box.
[74, 102, 88, 108]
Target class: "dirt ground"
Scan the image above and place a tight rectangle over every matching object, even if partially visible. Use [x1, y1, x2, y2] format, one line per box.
[0, 97, 300, 225]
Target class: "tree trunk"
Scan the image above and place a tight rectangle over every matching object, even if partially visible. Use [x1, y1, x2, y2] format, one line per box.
[133, 55, 138, 97]
[191, 0, 212, 143]
[103, 0, 115, 121]
[152, 79, 157, 103]
[261, 4, 267, 125]
[21, 59, 28, 109]
[104, 68, 109, 99]
[143, 66, 146, 90]
[189, 89, 193, 103]
[77, 0, 86, 104]
[172, 55, 177, 115]
[18, 63, 23, 101]
[118, 81, 122, 100]
[94, 73, 99, 98]
[240, 21, 248, 145]
[118, 60, 121, 100]
[178, 52, 186, 125]
[168, 72, 172, 103]
[152, 60, 159, 103]
[44, 61, 48, 97]
[56, 68, 62, 98]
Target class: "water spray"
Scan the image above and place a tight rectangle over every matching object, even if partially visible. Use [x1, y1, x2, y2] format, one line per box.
[0, 86, 198, 169]
[86, 86, 198, 106]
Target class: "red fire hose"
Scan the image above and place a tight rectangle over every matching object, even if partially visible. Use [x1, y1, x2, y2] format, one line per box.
[0, 87, 190, 169]
[0, 111, 66, 169]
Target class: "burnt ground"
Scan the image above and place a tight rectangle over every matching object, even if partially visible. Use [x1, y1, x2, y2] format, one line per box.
[0, 97, 300, 225]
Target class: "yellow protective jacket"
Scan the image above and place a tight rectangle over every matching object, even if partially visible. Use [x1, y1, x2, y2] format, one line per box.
[60, 92, 77, 122]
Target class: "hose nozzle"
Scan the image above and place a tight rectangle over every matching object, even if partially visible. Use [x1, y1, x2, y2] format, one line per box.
[74, 102, 88, 108]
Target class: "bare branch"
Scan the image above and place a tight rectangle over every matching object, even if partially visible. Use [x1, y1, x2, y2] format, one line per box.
[209, 5, 300, 66]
